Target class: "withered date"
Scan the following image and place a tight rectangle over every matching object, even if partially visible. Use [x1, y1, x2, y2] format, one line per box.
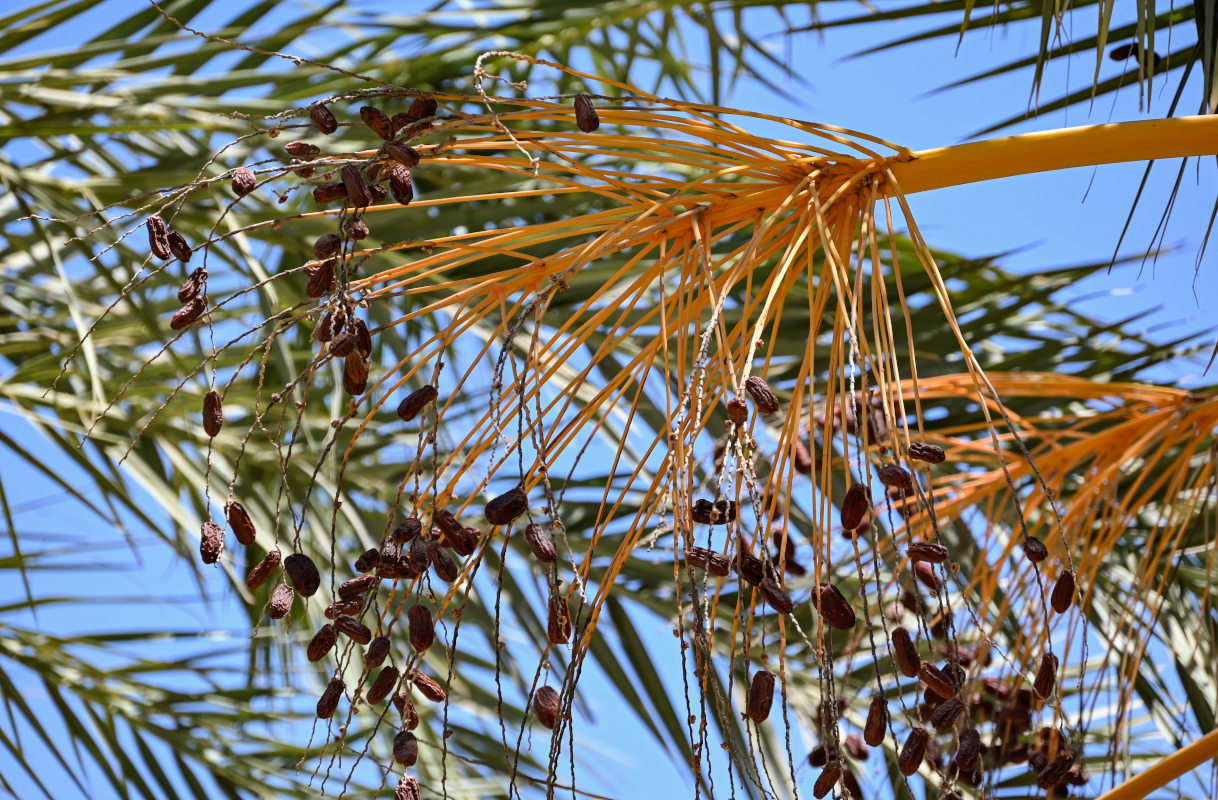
[929, 696, 964, 731]
[305, 259, 335, 299]
[313, 233, 341, 259]
[341, 164, 373, 209]
[309, 103, 338, 135]
[307, 624, 337, 662]
[907, 541, 948, 564]
[354, 547, 381, 574]
[231, 167, 256, 197]
[1051, 568, 1076, 613]
[384, 142, 420, 168]
[1033, 652, 1058, 699]
[411, 672, 446, 703]
[485, 486, 528, 526]
[202, 390, 223, 437]
[167, 231, 192, 263]
[334, 615, 372, 645]
[178, 267, 207, 303]
[353, 318, 372, 356]
[147, 215, 171, 260]
[200, 521, 224, 565]
[533, 685, 561, 729]
[908, 442, 946, 464]
[284, 553, 321, 597]
[170, 297, 206, 330]
[396, 775, 420, 800]
[812, 762, 840, 799]
[843, 732, 869, 760]
[397, 385, 439, 422]
[408, 97, 438, 121]
[919, 661, 957, 699]
[891, 627, 920, 677]
[840, 483, 870, 531]
[957, 726, 980, 770]
[1023, 536, 1049, 563]
[393, 730, 418, 766]
[877, 463, 913, 490]
[898, 727, 929, 776]
[573, 94, 600, 133]
[408, 604, 434, 653]
[245, 549, 281, 591]
[225, 499, 256, 546]
[343, 353, 369, 396]
[345, 216, 370, 240]
[548, 592, 572, 645]
[312, 182, 347, 204]
[316, 677, 344, 719]
[328, 333, 356, 358]
[365, 635, 391, 669]
[389, 164, 414, 205]
[360, 105, 394, 140]
[817, 581, 857, 630]
[393, 516, 425, 543]
[686, 545, 730, 576]
[744, 376, 780, 413]
[339, 574, 379, 600]
[428, 542, 458, 582]
[286, 140, 321, 157]
[366, 665, 400, 704]
[525, 523, 559, 564]
[746, 669, 775, 722]
[864, 696, 887, 746]
[759, 577, 793, 614]
[324, 599, 362, 620]
[268, 583, 294, 619]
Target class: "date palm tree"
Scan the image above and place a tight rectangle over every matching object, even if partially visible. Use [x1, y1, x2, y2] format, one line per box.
[1, 2, 1213, 800]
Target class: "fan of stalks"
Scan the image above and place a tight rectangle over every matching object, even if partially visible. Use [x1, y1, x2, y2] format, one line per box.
[50, 52, 1217, 799]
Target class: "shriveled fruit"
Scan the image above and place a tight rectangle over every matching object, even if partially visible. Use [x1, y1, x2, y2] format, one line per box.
[534, 685, 561, 729]
[225, 500, 256, 546]
[314, 233, 341, 259]
[908, 442, 946, 464]
[817, 581, 857, 630]
[892, 627, 920, 677]
[1037, 751, 1075, 789]
[343, 353, 368, 395]
[877, 463, 912, 490]
[385, 142, 420, 168]
[354, 548, 381, 574]
[360, 106, 394, 140]
[284, 553, 321, 596]
[1023, 536, 1049, 563]
[307, 624, 337, 662]
[316, 676, 344, 719]
[1033, 652, 1057, 699]
[1051, 568, 1076, 613]
[325, 600, 362, 620]
[353, 318, 373, 356]
[908, 541, 948, 563]
[744, 376, 780, 413]
[231, 167, 256, 196]
[269, 583, 294, 619]
[246, 549, 281, 590]
[428, 543, 458, 582]
[393, 693, 420, 729]
[726, 397, 748, 425]
[548, 592, 572, 645]
[691, 498, 735, 524]
[305, 259, 335, 298]
[807, 744, 831, 767]
[525, 523, 559, 564]
[686, 545, 730, 576]
[812, 761, 840, 799]
[393, 730, 418, 766]
[573, 94, 599, 132]
[313, 183, 346, 203]
[388, 165, 414, 205]
[863, 695, 887, 746]
[485, 486, 528, 525]
[200, 521, 224, 565]
[147, 215, 171, 259]
[411, 672, 446, 702]
[309, 103, 338, 134]
[898, 727, 929, 776]
[408, 604, 434, 653]
[341, 164, 372, 209]
[394, 516, 425, 544]
[286, 140, 320, 157]
[170, 297, 206, 330]
[919, 661, 957, 699]
[367, 666, 400, 704]
[445, 525, 479, 557]
[957, 726, 980, 770]
[734, 549, 766, 585]
[345, 217, 370, 240]
[335, 615, 372, 645]
[365, 636, 391, 668]
[914, 561, 939, 590]
[844, 732, 869, 760]
[759, 578, 793, 614]
[167, 231, 192, 263]
[929, 697, 964, 731]
[396, 385, 438, 421]
[746, 669, 775, 722]
[395, 775, 420, 800]
[329, 332, 356, 358]
[793, 439, 813, 475]
[178, 267, 207, 303]
[840, 484, 870, 530]
[202, 391, 223, 437]
[339, 574, 379, 600]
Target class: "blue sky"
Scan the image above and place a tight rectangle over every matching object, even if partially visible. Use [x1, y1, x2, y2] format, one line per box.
[2, 2, 1215, 799]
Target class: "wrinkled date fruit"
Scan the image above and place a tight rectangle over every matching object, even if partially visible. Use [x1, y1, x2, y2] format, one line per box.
[286, 140, 320, 157]
[202, 390, 223, 437]
[746, 669, 775, 722]
[341, 164, 373, 209]
[428, 543, 458, 582]
[1023, 536, 1049, 563]
[354, 548, 381, 573]
[485, 486, 528, 526]
[396, 385, 438, 421]
[812, 762, 841, 799]
[534, 685, 561, 729]
[313, 233, 341, 259]
[338, 574, 379, 600]
[366, 665, 400, 704]
[1051, 568, 1076, 613]
[178, 267, 207, 303]
[167, 231, 191, 263]
[365, 636, 391, 669]
[759, 578, 793, 614]
[548, 592, 572, 645]
[864, 695, 887, 746]
[726, 397, 748, 425]
[170, 297, 206, 330]
[908, 442, 946, 464]
[686, 545, 730, 576]
[930, 697, 964, 731]
[393, 730, 418, 766]
[840, 484, 870, 530]
[408, 604, 435, 653]
[877, 463, 912, 490]
[335, 615, 372, 645]
[148, 215, 171, 260]
[898, 727, 929, 776]
[919, 661, 957, 699]
[384, 141, 420, 168]
[744, 376, 780, 413]
[411, 672, 446, 702]
[1033, 652, 1057, 699]
[268, 583, 294, 619]
[892, 627, 920, 677]
[389, 165, 414, 205]
[231, 167, 256, 196]
[309, 103, 338, 135]
[360, 105, 394, 140]
[246, 549, 281, 591]
[907, 541, 948, 563]
[200, 521, 224, 565]
[525, 523, 559, 564]
[817, 581, 857, 630]
[313, 183, 347, 204]
[225, 499, 256, 546]
[316, 677, 345, 719]
[307, 624, 337, 662]
[573, 93, 600, 132]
